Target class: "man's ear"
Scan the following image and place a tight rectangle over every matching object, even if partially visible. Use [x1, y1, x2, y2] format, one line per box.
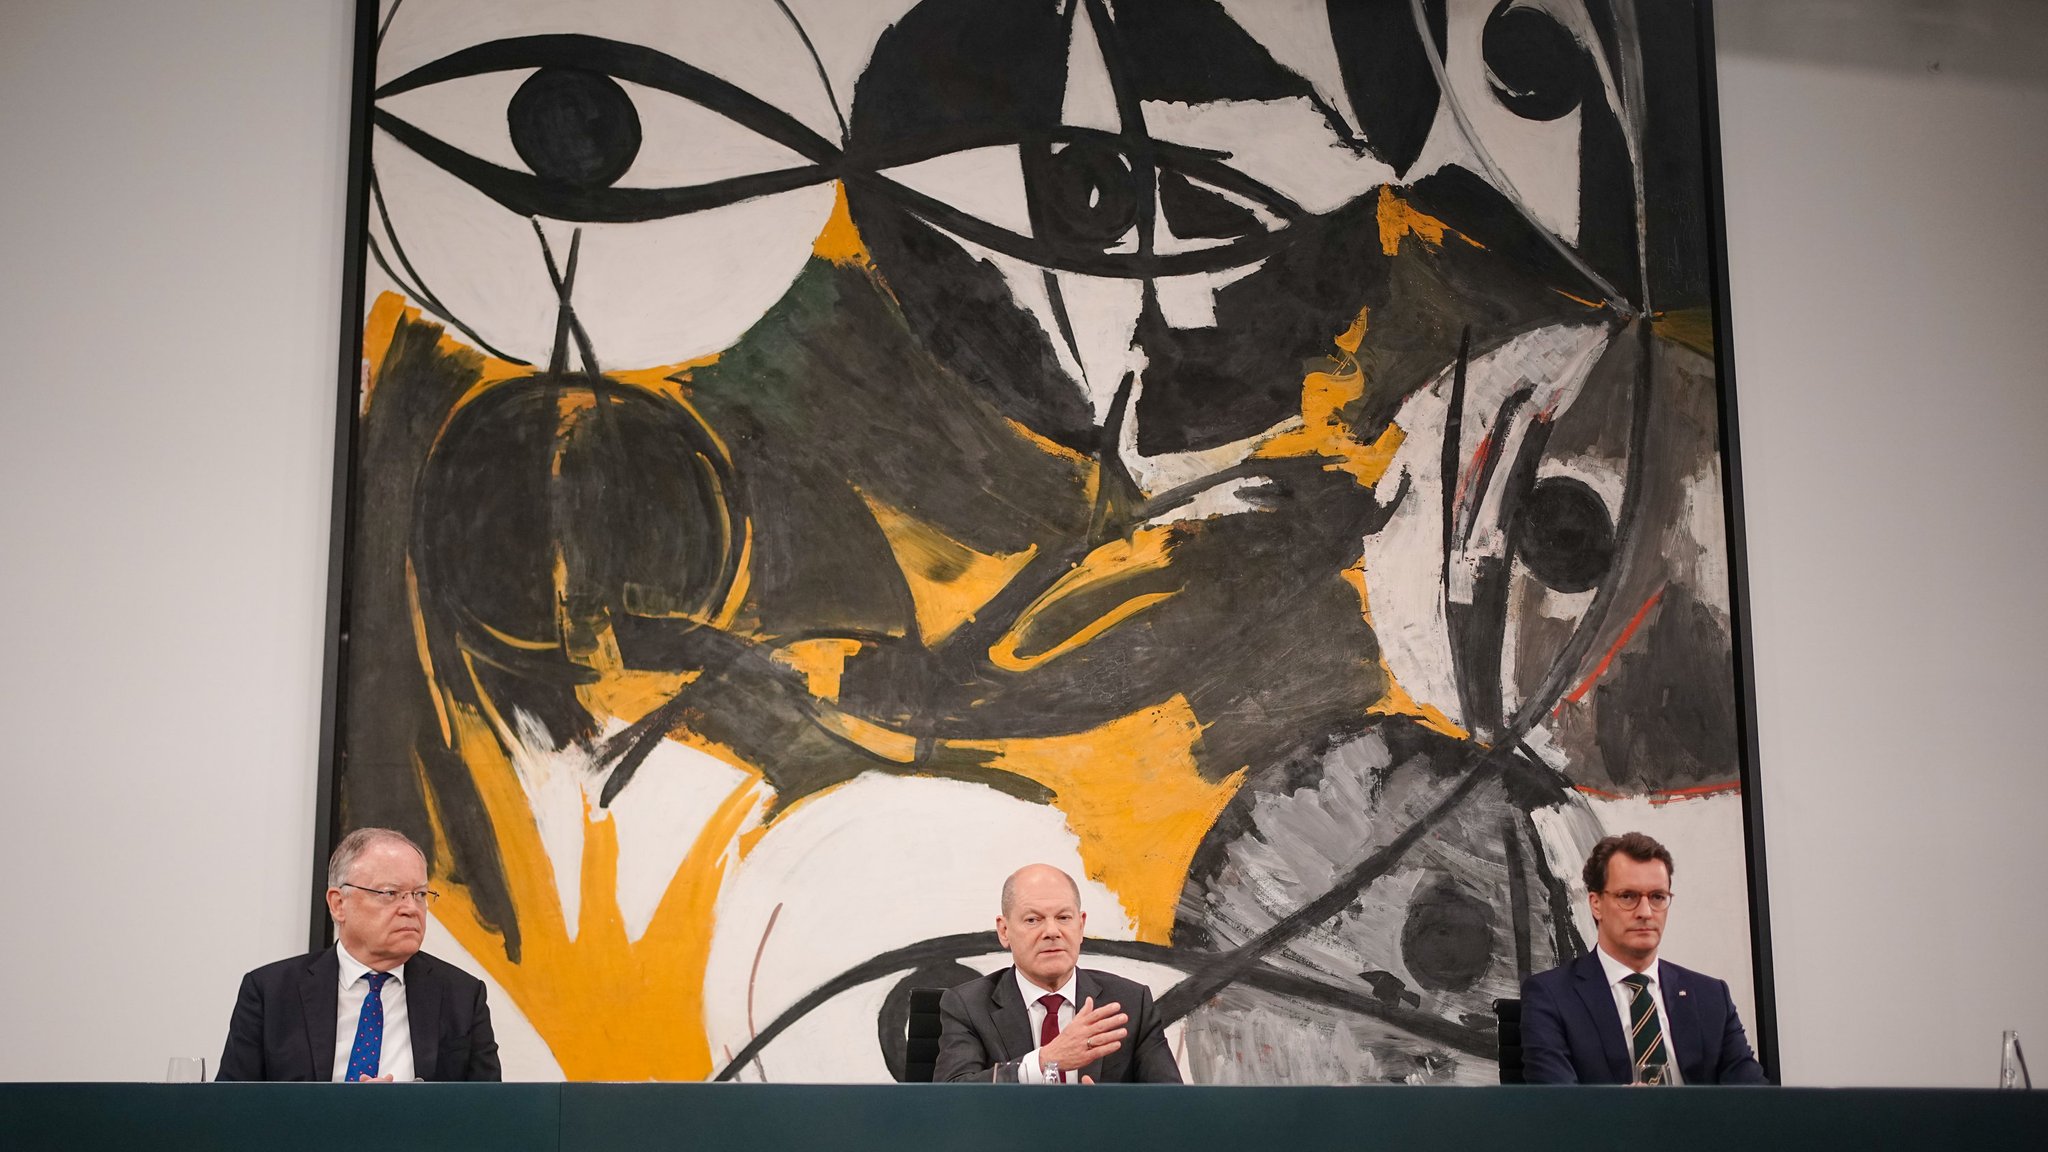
[1585, 892, 1600, 927]
[325, 887, 347, 925]
[995, 914, 1010, 948]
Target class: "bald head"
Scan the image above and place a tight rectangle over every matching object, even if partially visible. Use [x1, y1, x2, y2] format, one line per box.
[997, 864, 1086, 993]
[1000, 864, 1081, 917]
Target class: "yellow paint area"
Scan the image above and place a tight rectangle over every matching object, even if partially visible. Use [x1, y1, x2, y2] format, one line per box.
[613, 357, 723, 405]
[814, 710, 922, 764]
[989, 526, 1179, 673]
[1256, 307, 1406, 487]
[422, 701, 766, 1080]
[368, 300, 754, 731]
[812, 183, 872, 268]
[955, 695, 1242, 944]
[575, 670, 703, 731]
[363, 292, 734, 440]
[861, 494, 1040, 646]
[1376, 185, 1483, 256]
[1652, 308, 1716, 359]
[1003, 417, 1097, 470]
[773, 637, 864, 700]
[1365, 675, 1468, 740]
[1341, 559, 1468, 741]
[361, 293, 528, 414]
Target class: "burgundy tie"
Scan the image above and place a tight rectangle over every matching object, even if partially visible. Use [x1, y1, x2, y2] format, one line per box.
[1037, 993, 1065, 1082]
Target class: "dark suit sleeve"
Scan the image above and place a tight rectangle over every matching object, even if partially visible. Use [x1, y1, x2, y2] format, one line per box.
[933, 986, 997, 1083]
[459, 977, 502, 1082]
[1125, 984, 1182, 1084]
[1518, 972, 1581, 1085]
[1711, 978, 1767, 1085]
[216, 971, 266, 1082]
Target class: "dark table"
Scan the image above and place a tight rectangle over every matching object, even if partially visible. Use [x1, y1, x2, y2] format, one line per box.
[4, 1083, 2041, 1151]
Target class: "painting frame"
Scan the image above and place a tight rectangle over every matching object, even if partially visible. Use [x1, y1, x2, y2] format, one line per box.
[312, 0, 1779, 1083]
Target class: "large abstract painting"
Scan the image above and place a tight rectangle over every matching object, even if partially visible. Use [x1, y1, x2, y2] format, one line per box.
[325, 0, 1768, 1083]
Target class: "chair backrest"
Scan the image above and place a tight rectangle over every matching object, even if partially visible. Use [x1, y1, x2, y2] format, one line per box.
[903, 988, 946, 1083]
[1493, 997, 1524, 1084]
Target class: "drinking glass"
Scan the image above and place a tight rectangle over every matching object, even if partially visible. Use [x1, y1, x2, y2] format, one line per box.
[990, 1060, 1022, 1084]
[2000, 1030, 2032, 1089]
[166, 1057, 206, 1083]
[1633, 1061, 1669, 1087]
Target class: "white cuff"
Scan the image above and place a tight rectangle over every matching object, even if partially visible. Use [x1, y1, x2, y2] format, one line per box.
[1018, 1049, 1048, 1084]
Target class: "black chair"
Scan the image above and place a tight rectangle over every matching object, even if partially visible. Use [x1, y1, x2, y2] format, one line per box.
[903, 988, 946, 1083]
[1493, 998, 1524, 1084]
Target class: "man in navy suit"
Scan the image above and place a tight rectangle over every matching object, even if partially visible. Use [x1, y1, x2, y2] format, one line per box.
[217, 828, 499, 1082]
[1520, 832, 1767, 1085]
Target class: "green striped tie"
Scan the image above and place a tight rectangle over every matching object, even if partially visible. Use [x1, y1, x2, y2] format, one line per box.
[1621, 973, 1668, 1084]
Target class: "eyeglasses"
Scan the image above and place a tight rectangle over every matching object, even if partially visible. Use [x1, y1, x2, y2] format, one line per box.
[1600, 889, 1674, 911]
[338, 883, 440, 907]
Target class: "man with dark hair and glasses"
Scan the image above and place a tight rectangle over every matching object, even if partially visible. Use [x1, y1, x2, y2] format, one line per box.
[1520, 831, 1766, 1085]
[217, 827, 499, 1081]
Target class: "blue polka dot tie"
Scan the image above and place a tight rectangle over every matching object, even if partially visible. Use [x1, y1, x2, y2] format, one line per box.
[344, 972, 392, 1082]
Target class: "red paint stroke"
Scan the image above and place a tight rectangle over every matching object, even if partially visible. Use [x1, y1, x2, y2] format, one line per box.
[1574, 781, 1744, 806]
[742, 901, 783, 1083]
[1454, 434, 1495, 523]
[1554, 585, 1666, 713]
[747, 901, 784, 1038]
[1646, 781, 1744, 806]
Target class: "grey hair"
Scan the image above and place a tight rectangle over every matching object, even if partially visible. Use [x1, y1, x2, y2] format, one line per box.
[1000, 864, 1081, 915]
[326, 827, 427, 889]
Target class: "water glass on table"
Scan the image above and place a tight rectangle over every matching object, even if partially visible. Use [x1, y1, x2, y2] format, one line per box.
[2000, 1030, 2032, 1089]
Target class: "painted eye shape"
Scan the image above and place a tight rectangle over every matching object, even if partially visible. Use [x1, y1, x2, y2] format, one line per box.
[371, 35, 841, 225]
[504, 67, 643, 190]
[865, 127, 1306, 281]
[1482, 1, 1597, 124]
[1023, 138, 1140, 250]
[1515, 476, 1615, 594]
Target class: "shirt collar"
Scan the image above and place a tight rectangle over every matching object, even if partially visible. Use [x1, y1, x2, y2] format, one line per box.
[1014, 965, 1078, 1008]
[1595, 944, 1657, 989]
[336, 940, 407, 987]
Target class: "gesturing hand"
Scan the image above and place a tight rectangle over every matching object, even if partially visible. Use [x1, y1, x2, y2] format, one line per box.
[1038, 997, 1127, 1072]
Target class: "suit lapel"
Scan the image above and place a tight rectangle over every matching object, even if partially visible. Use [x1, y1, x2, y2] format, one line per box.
[1074, 969, 1108, 1083]
[1660, 963, 1701, 1082]
[300, 948, 340, 1082]
[1571, 952, 1633, 1083]
[989, 970, 1034, 1064]
[408, 954, 441, 1081]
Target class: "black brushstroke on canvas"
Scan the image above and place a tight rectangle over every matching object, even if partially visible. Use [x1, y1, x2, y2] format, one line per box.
[337, 0, 1746, 1079]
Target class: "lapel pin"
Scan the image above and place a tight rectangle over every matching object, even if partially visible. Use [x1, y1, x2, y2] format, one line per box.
[1678, 990, 1687, 997]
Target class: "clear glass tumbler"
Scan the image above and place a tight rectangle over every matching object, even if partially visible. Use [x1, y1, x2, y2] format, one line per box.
[1999, 1030, 2031, 1089]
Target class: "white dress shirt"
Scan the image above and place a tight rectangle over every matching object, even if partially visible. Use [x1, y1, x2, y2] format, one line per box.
[333, 942, 415, 1082]
[1014, 967, 1079, 1084]
[1595, 946, 1683, 1085]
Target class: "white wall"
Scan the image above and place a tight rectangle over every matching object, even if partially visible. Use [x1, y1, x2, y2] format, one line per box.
[1715, 0, 2048, 1086]
[0, 0, 351, 1081]
[1, 0, 2042, 1086]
